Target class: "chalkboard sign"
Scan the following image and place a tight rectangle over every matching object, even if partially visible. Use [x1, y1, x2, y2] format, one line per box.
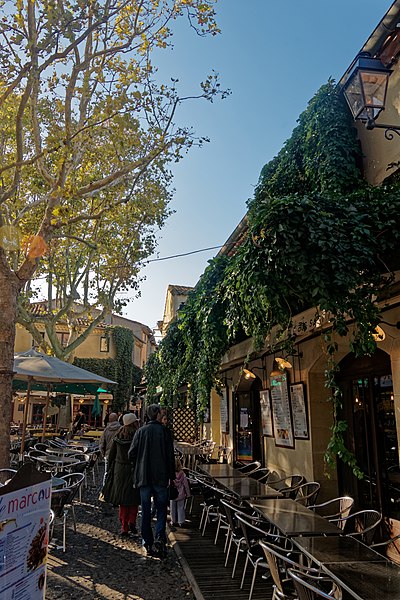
[290, 382, 309, 439]
[270, 372, 294, 448]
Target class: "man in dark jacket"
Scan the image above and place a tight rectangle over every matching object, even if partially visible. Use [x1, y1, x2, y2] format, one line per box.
[128, 403, 175, 556]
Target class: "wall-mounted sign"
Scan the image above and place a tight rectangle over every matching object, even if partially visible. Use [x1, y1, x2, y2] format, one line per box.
[220, 388, 229, 433]
[270, 372, 294, 448]
[260, 389, 273, 437]
[290, 382, 309, 439]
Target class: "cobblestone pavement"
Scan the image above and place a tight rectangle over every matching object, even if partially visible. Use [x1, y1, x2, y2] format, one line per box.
[46, 474, 195, 600]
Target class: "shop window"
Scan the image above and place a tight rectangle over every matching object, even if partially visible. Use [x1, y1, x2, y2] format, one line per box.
[100, 336, 109, 352]
[32, 331, 45, 349]
[56, 331, 69, 347]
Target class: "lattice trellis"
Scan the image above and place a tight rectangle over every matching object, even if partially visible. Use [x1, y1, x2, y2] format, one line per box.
[171, 407, 197, 442]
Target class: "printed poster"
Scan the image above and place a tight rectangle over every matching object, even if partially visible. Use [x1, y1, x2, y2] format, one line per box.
[270, 372, 295, 448]
[0, 465, 52, 600]
[220, 388, 229, 433]
[290, 382, 309, 439]
[260, 390, 273, 436]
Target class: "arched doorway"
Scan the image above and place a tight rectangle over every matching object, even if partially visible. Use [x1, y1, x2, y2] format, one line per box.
[337, 349, 399, 518]
[234, 375, 262, 463]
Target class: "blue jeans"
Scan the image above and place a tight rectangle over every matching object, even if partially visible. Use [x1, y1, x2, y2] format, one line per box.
[140, 485, 168, 546]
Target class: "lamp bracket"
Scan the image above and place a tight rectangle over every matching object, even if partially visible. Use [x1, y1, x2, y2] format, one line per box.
[380, 320, 400, 329]
[365, 120, 400, 140]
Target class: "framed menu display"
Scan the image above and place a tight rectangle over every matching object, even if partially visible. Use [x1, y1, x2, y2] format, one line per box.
[220, 388, 229, 433]
[290, 382, 309, 439]
[270, 372, 295, 448]
[260, 389, 273, 437]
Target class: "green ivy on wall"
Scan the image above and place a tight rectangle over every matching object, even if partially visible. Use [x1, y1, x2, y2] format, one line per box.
[145, 80, 400, 476]
[74, 326, 142, 412]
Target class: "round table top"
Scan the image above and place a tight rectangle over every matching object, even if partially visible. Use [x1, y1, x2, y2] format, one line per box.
[36, 455, 80, 465]
[174, 442, 206, 455]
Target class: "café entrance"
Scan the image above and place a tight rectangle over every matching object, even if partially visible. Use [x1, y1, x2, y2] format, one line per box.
[338, 349, 400, 519]
[234, 376, 262, 463]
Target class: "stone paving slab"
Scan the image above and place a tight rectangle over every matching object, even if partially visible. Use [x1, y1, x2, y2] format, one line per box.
[46, 479, 194, 600]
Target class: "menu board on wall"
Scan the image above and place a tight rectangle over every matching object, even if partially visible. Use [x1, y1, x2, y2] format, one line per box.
[290, 382, 309, 439]
[260, 389, 273, 437]
[220, 388, 229, 433]
[270, 372, 295, 448]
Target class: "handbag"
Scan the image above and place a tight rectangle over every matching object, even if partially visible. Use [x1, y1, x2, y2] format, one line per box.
[168, 482, 179, 501]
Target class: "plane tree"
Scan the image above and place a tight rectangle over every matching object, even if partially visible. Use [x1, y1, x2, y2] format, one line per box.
[0, 0, 226, 466]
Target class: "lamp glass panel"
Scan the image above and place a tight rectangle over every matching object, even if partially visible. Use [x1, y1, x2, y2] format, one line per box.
[344, 71, 365, 118]
[359, 70, 388, 108]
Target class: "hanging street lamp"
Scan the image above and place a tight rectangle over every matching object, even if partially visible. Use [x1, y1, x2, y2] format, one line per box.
[342, 53, 400, 139]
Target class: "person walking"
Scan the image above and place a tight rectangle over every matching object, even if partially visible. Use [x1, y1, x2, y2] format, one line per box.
[128, 404, 175, 557]
[102, 413, 140, 537]
[170, 457, 191, 529]
[99, 412, 121, 485]
[72, 410, 85, 435]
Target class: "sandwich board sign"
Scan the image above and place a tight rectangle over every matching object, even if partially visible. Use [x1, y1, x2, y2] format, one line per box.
[0, 464, 51, 600]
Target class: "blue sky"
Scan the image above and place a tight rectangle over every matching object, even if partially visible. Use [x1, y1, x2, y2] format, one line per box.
[125, 0, 392, 331]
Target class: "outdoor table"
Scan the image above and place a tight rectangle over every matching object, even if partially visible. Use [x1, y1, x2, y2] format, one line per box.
[214, 476, 283, 499]
[292, 535, 385, 564]
[46, 446, 85, 456]
[197, 463, 247, 478]
[51, 476, 67, 489]
[80, 430, 103, 439]
[175, 442, 207, 470]
[320, 559, 400, 600]
[249, 498, 341, 536]
[35, 455, 80, 474]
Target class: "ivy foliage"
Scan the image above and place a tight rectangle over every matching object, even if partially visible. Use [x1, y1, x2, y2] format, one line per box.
[146, 80, 400, 475]
[74, 326, 141, 412]
[146, 256, 230, 418]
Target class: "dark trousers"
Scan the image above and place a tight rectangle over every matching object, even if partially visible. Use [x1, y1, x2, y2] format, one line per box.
[139, 485, 168, 546]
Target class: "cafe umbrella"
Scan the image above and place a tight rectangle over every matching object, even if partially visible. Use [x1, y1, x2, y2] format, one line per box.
[13, 349, 116, 458]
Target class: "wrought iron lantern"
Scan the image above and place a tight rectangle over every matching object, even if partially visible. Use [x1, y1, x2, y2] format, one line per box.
[342, 53, 400, 138]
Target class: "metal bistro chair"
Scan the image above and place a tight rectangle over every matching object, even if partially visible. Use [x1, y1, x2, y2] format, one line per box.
[184, 468, 205, 515]
[249, 467, 271, 482]
[236, 461, 262, 475]
[260, 539, 320, 600]
[309, 497, 354, 528]
[64, 457, 88, 501]
[220, 500, 257, 577]
[236, 512, 283, 600]
[294, 482, 321, 507]
[267, 474, 305, 498]
[34, 442, 50, 452]
[287, 568, 343, 600]
[60, 473, 85, 518]
[197, 478, 233, 537]
[332, 509, 382, 545]
[50, 487, 74, 552]
[0, 468, 17, 485]
[85, 451, 99, 485]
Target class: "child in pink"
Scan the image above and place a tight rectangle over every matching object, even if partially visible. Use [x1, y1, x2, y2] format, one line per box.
[170, 458, 191, 527]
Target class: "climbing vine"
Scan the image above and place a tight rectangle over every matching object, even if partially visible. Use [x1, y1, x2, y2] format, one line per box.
[111, 326, 134, 410]
[74, 326, 140, 412]
[146, 80, 400, 476]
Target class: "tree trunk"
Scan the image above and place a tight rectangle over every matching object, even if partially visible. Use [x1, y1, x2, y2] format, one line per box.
[0, 269, 19, 468]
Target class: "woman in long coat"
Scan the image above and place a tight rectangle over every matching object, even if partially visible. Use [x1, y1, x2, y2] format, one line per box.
[102, 413, 140, 537]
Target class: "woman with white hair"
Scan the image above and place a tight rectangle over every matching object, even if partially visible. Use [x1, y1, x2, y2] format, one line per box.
[102, 412, 140, 537]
